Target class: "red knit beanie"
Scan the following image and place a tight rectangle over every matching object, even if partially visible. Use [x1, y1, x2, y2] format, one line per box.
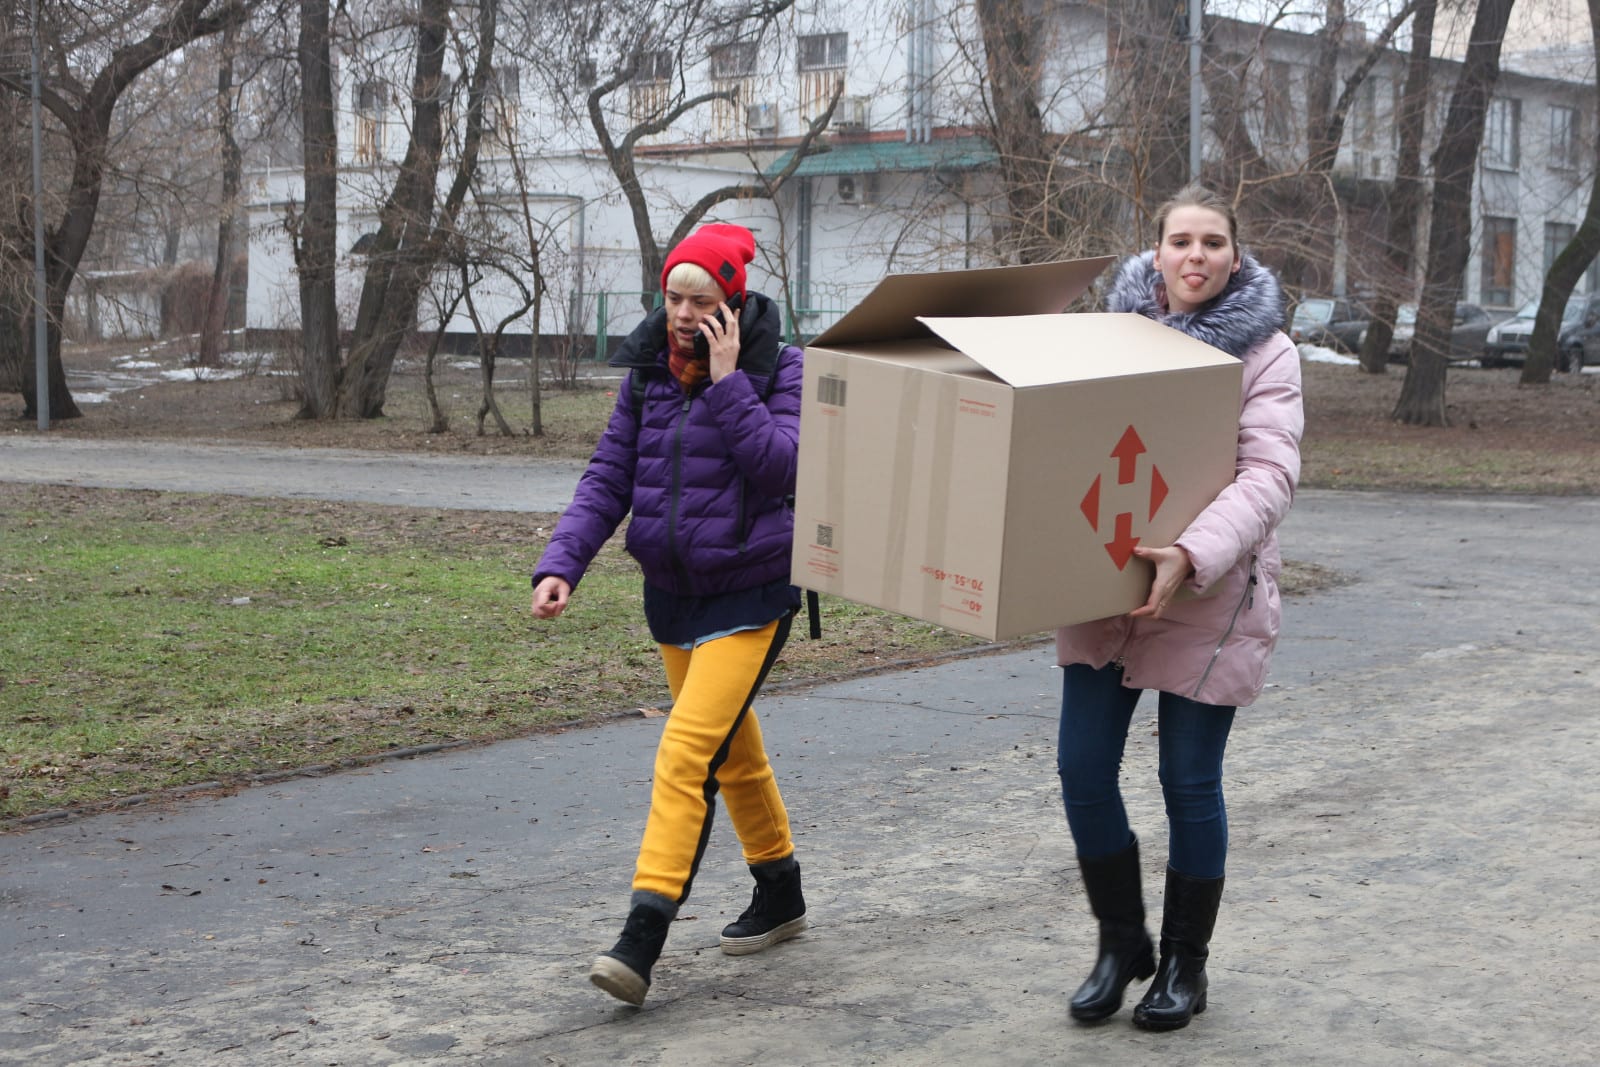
[661, 223, 757, 301]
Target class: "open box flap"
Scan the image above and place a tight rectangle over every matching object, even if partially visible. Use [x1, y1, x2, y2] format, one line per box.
[809, 257, 1114, 349]
[918, 311, 1240, 388]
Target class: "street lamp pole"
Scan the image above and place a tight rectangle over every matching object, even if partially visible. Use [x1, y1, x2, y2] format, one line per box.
[1189, 0, 1202, 183]
[31, 0, 49, 430]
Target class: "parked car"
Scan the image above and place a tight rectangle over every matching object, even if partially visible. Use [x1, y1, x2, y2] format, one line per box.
[1289, 297, 1367, 352]
[1481, 293, 1599, 371]
[1378, 302, 1496, 363]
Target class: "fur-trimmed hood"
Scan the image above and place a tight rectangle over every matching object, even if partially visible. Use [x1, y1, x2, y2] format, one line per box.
[1105, 250, 1285, 359]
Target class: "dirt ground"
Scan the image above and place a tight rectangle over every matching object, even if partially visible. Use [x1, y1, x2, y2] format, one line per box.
[19, 335, 1600, 481]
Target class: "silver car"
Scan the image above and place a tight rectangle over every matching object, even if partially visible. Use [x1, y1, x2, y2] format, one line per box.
[1482, 294, 1597, 371]
[1380, 302, 1496, 364]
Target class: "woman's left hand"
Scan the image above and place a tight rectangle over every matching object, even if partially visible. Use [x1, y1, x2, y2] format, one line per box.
[1129, 544, 1195, 620]
[702, 302, 741, 382]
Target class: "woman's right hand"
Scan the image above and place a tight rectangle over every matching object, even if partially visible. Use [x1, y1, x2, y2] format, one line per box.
[531, 576, 572, 620]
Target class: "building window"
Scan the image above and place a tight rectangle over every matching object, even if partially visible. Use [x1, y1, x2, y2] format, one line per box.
[1481, 216, 1516, 307]
[629, 49, 673, 125]
[1262, 59, 1295, 147]
[1550, 104, 1580, 170]
[798, 32, 848, 71]
[1545, 222, 1575, 274]
[711, 40, 758, 79]
[798, 33, 848, 125]
[1353, 78, 1378, 149]
[710, 40, 758, 138]
[354, 81, 385, 164]
[1484, 97, 1520, 170]
[486, 65, 521, 153]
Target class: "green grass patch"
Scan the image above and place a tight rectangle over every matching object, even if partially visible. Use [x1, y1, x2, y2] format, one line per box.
[0, 485, 994, 819]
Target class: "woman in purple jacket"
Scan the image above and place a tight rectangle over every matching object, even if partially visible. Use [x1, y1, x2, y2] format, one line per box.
[1058, 186, 1303, 1031]
[531, 223, 807, 1007]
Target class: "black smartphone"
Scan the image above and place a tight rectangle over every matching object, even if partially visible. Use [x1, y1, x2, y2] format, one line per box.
[693, 293, 744, 359]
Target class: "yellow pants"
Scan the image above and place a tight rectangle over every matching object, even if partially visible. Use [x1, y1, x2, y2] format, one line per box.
[633, 615, 795, 904]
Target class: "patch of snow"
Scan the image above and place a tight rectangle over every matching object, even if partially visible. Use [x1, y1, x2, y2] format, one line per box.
[1299, 343, 1358, 366]
[223, 350, 280, 367]
[158, 367, 246, 383]
[116, 360, 162, 369]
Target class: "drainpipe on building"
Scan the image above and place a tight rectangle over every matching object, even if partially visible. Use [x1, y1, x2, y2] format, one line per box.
[797, 177, 813, 321]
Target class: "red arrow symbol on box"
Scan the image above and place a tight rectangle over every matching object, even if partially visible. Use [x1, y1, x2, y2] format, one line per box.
[1111, 426, 1146, 485]
[1080, 474, 1102, 532]
[1149, 465, 1168, 519]
[1104, 512, 1140, 569]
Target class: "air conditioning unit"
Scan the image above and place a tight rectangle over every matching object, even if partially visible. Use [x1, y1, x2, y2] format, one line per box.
[746, 101, 778, 134]
[836, 172, 879, 206]
[833, 95, 870, 131]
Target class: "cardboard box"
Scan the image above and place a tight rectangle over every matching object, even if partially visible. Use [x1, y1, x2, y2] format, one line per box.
[791, 258, 1244, 641]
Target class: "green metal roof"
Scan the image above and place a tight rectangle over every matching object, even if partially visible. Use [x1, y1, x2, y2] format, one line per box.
[765, 136, 997, 178]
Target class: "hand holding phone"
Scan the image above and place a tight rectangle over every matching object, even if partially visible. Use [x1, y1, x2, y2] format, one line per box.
[694, 294, 744, 378]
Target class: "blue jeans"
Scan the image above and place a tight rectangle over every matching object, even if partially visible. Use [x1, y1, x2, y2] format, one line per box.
[1056, 662, 1236, 879]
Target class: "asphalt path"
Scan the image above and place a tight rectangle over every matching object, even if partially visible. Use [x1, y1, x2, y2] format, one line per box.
[2, 440, 1598, 1064]
[0, 435, 587, 513]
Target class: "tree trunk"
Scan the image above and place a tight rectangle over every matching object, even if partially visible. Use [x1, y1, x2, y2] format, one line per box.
[1107, 0, 1189, 221]
[0, 0, 242, 421]
[1359, 0, 1435, 374]
[342, 0, 451, 418]
[1395, 0, 1516, 427]
[294, 0, 341, 417]
[1520, 0, 1600, 383]
[420, 293, 462, 434]
[341, 0, 490, 419]
[975, 0, 1057, 263]
[198, 25, 240, 368]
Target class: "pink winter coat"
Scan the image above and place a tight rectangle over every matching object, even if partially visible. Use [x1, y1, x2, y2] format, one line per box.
[1055, 252, 1304, 707]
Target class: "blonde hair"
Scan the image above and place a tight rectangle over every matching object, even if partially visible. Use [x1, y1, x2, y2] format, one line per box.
[664, 261, 719, 295]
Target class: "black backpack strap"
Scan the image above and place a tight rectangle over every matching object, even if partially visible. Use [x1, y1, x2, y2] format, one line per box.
[628, 368, 647, 419]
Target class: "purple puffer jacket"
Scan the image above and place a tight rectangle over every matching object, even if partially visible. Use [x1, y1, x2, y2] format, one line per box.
[533, 291, 802, 598]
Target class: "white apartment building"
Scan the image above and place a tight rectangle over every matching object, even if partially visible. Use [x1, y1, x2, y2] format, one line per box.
[243, 1, 1598, 351]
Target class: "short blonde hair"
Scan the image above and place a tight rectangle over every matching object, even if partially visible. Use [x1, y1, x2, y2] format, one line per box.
[664, 261, 719, 295]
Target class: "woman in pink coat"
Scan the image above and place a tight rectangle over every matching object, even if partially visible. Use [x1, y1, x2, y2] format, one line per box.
[1058, 185, 1303, 1032]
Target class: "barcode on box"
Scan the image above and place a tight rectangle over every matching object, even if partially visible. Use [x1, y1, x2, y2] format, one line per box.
[818, 375, 847, 407]
[816, 523, 835, 548]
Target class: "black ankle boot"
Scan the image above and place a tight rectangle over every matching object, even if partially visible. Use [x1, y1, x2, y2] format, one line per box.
[590, 892, 677, 1005]
[1069, 837, 1156, 1022]
[720, 855, 807, 956]
[1133, 868, 1225, 1031]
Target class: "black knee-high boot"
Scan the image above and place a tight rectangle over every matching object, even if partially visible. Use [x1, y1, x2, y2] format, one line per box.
[1069, 837, 1156, 1022]
[1133, 867, 1225, 1031]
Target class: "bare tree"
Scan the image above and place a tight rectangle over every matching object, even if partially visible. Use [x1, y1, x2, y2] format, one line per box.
[289, 0, 339, 417]
[972, 0, 1056, 263]
[198, 22, 242, 367]
[1395, 0, 1517, 427]
[1358, 0, 1436, 374]
[0, 0, 254, 421]
[336, 0, 497, 418]
[564, 0, 835, 308]
[1108, 0, 1191, 213]
[1521, 0, 1600, 382]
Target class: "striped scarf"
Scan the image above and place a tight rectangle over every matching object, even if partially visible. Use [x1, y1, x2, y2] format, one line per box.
[667, 333, 711, 391]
